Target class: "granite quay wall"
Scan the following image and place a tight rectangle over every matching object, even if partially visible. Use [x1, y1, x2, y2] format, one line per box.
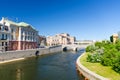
[76, 53, 109, 80]
[0, 45, 62, 62]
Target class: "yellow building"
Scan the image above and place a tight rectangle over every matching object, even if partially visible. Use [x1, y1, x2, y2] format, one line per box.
[111, 33, 118, 43]
[46, 33, 75, 46]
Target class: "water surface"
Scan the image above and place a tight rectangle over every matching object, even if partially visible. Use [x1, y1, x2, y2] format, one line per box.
[0, 50, 85, 80]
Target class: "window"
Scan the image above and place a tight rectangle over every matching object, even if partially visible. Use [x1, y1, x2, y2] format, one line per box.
[6, 34, 7, 39]
[5, 42, 7, 46]
[2, 34, 4, 40]
[11, 29, 14, 33]
[21, 35, 23, 41]
[4, 26, 8, 31]
[11, 35, 13, 40]
[28, 36, 29, 40]
[25, 36, 27, 41]
[0, 26, 1, 30]
[2, 42, 4, 46]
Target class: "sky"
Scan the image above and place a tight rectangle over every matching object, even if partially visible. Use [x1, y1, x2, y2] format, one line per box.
[0, 0, 120, 40]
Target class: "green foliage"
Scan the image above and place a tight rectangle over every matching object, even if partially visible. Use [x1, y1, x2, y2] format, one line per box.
[95, 42, 103, 48]
[87, 53, 102, 63]
[101, 57, 113, 66]
[112, 59, 120, 73]
[86, 40, 120, 73]
[112, 54, 120, 73]
[86, 45, 96, 52]
[115, 40, 120, 51]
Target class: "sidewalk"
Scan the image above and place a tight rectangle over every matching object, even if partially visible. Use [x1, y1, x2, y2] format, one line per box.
[0, 58, 25, 64]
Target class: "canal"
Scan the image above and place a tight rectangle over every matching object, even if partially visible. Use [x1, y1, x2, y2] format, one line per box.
[0, 50, 85, 80]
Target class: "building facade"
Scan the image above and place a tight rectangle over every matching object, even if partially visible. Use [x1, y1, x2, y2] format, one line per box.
[37, 35, 46, 47]
[0, 22, 10, 51]
[110, 33, 118, 43]
[0, 17, 38, 51]
[46, 33, 75, 46]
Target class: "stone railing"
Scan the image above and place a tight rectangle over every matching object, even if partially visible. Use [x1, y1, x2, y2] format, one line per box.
[0, 45, 62, 62]
[76, 53, 109, 80]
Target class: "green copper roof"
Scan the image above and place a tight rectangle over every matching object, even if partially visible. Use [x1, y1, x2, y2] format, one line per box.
[1, 18, 37, 31]
[6, 20, 19, 26]
[6, 20, 30, 27]
[18, 22, 29, 27]
[7, 19, 34, 28]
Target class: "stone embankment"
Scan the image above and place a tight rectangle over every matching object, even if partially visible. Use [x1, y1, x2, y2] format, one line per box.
[0, 45, 62, 64]
[76, 53, 109, 80]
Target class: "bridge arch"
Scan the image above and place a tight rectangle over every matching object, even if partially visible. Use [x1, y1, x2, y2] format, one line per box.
[73, 47, 78, 51]
[63, 47, 67, 51]
[35, 50, 39, 56]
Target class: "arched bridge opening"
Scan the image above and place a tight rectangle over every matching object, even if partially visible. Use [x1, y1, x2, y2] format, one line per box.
[35, 50, 39, 56]
[63, 47, 67, 51]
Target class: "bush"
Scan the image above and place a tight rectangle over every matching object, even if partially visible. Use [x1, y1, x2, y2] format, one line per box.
[86, 45, 96, 52]
[86, 40, 120, 73]
[101, 57, 113, 66]
[112, 54, 120, 73]
[112, 58, 120, 73]
[87, 53, 102, 63]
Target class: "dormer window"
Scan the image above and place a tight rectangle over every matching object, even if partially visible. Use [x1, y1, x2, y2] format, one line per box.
[0, 24, 2, 30]
[0, 26, 1, 30]
[4, 26, 8, 31]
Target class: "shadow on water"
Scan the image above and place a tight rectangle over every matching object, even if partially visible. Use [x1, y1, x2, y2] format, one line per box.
[0, 49, 85, 80]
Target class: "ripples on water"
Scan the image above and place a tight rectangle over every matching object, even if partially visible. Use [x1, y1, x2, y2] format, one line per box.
[0, 50, 85, 80]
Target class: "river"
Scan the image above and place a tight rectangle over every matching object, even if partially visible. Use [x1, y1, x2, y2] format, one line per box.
[0, 49, 85, 80]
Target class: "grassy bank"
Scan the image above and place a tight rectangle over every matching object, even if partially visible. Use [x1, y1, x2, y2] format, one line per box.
[80, 53, 120, 80]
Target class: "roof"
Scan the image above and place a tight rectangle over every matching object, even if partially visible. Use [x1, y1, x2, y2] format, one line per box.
[18, 22, 29, 26]
[5, 19, 30, 27]
[113, 33, 118, 37]
[1, 18, 37, 31]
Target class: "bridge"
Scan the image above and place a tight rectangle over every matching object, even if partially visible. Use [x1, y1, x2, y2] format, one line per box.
[62, 44, 89, 51]
[62, 40, 95, 51]
[74, 40, 94, 45]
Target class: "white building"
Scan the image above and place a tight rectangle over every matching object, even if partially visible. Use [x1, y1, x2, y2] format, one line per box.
[0, 21, 10, 51]
[0, 17, 38, 51]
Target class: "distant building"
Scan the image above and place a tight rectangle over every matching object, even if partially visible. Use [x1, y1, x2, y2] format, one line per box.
[46, 33, 75, 46]
[0, 17, 38, 51]
[38, 35, 46, 47]
[110, 33, 118, 43]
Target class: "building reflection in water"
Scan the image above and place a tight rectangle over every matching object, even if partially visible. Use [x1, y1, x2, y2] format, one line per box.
[16, 68, 22, 80]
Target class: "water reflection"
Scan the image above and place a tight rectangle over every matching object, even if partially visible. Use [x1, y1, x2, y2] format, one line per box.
[0, 50, 85, 80]
[16, 68, 22, 80]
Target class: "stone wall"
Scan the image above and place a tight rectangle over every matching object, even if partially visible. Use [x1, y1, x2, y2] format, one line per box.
[76, 53, 109, 80]
[0, 45, 62, 61]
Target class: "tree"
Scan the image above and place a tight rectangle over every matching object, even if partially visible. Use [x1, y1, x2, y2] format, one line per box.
[95, 42, 102, 48]
[110, 35, 113, 42]
[112, 54, 120, 73]
[86, 45, 96, 52]
[87, 53, 102, 63]
[115, 41, 120, 51]
[86, 39, 120, 73]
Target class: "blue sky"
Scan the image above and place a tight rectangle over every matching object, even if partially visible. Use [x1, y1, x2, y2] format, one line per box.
[0, 0, 120, 40]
